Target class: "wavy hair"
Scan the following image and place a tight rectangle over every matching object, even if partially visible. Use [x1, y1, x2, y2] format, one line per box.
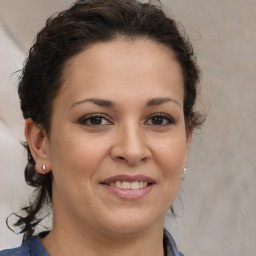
[9, 0, 205, 241]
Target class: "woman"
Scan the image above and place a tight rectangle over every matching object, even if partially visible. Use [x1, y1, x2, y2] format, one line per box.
[1, 0, 204, 255]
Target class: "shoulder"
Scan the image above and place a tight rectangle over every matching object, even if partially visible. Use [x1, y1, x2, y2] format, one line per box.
[0, 236, 49, 256]
[164, 228, 185, 256]
[0, 241, 31, 256]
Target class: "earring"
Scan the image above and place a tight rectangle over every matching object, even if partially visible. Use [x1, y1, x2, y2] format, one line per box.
[182, 167, 187, 180]
[42, 164, 46, 171]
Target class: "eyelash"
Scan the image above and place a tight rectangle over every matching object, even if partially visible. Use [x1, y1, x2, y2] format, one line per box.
[145, 113, 175, 126]
[78, 113, 175, 127]
[78, 114, 112, 126]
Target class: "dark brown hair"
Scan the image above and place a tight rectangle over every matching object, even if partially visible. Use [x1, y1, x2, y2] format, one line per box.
[11, 0, 204, 241]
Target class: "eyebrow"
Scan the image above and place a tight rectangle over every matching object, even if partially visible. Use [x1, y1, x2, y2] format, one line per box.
[146, 97, 181, 108]
[71, 97, 181, 109]
[71, 98, 114, 108]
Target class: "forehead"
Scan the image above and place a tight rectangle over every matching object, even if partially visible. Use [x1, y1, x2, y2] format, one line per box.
[58, 38, 184, 106]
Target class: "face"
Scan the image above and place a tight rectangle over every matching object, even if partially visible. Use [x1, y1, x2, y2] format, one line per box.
[44, 38, 191, 236]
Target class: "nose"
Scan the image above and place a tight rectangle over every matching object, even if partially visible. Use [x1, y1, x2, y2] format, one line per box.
[110, 124, 151, 166]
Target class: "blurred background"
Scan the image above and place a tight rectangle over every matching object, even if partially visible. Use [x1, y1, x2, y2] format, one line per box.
[0, 0, 255, 255]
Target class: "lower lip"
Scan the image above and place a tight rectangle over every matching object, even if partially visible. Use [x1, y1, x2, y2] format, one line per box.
[102, 184, 154, 200]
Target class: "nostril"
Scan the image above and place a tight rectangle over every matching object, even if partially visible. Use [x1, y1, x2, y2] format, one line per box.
[141, 157, 147, 162]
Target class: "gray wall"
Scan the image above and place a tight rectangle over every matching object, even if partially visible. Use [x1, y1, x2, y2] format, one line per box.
[0, 0, 255, 255]
[165, 1, 256, 255]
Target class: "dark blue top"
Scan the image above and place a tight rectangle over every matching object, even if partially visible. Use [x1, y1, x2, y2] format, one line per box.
[0, 229, 184, 256]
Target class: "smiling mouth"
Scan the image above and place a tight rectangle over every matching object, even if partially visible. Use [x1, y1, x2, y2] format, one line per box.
[104, 181, 152, 190]
[100, 175, 156, 199]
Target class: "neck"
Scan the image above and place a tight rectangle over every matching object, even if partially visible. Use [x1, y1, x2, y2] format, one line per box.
[42, 214, 165, 256]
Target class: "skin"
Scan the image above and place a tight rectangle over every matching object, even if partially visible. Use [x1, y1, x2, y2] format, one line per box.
[25, 38, 192, 256]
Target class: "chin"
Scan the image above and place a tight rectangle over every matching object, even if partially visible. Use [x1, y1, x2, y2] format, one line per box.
[99, 211, 162, 236]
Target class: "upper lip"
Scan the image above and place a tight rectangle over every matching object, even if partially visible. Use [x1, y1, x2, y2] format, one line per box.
[100, 175, 156, 184]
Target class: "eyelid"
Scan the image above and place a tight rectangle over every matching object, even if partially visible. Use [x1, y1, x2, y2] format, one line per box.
[145, 113, 176, 126]
[78, 113, 113, 125]
[77, 112, 175, 126]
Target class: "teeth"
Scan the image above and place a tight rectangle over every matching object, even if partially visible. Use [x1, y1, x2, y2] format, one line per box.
[115, 181, 122, 189]
[109, 181, 148, 190]
[130, 181, 139, 189]
[122, 181, 131, 189]
[138, 181, 144, 189]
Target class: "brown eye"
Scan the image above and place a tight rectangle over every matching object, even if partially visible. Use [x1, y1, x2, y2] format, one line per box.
[90, 116, 103, 125]
[145, 114, 175, 126]
[78, 114, 111, 126]
[151, 116, 165, 125]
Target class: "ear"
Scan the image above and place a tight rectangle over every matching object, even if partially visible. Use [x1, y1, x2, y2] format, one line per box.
[25, 118, 51, 174]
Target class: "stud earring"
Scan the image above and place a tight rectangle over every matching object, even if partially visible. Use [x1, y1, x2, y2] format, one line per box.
[42, 164, 46, 171]
[182, 167, 187, 180]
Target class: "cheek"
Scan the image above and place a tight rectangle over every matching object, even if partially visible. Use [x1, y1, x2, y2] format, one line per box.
[158, 137, 187, 202]
[48, 136, 99, 207]
[155, 136, 187, 177]
[49, 130, 108, 182]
